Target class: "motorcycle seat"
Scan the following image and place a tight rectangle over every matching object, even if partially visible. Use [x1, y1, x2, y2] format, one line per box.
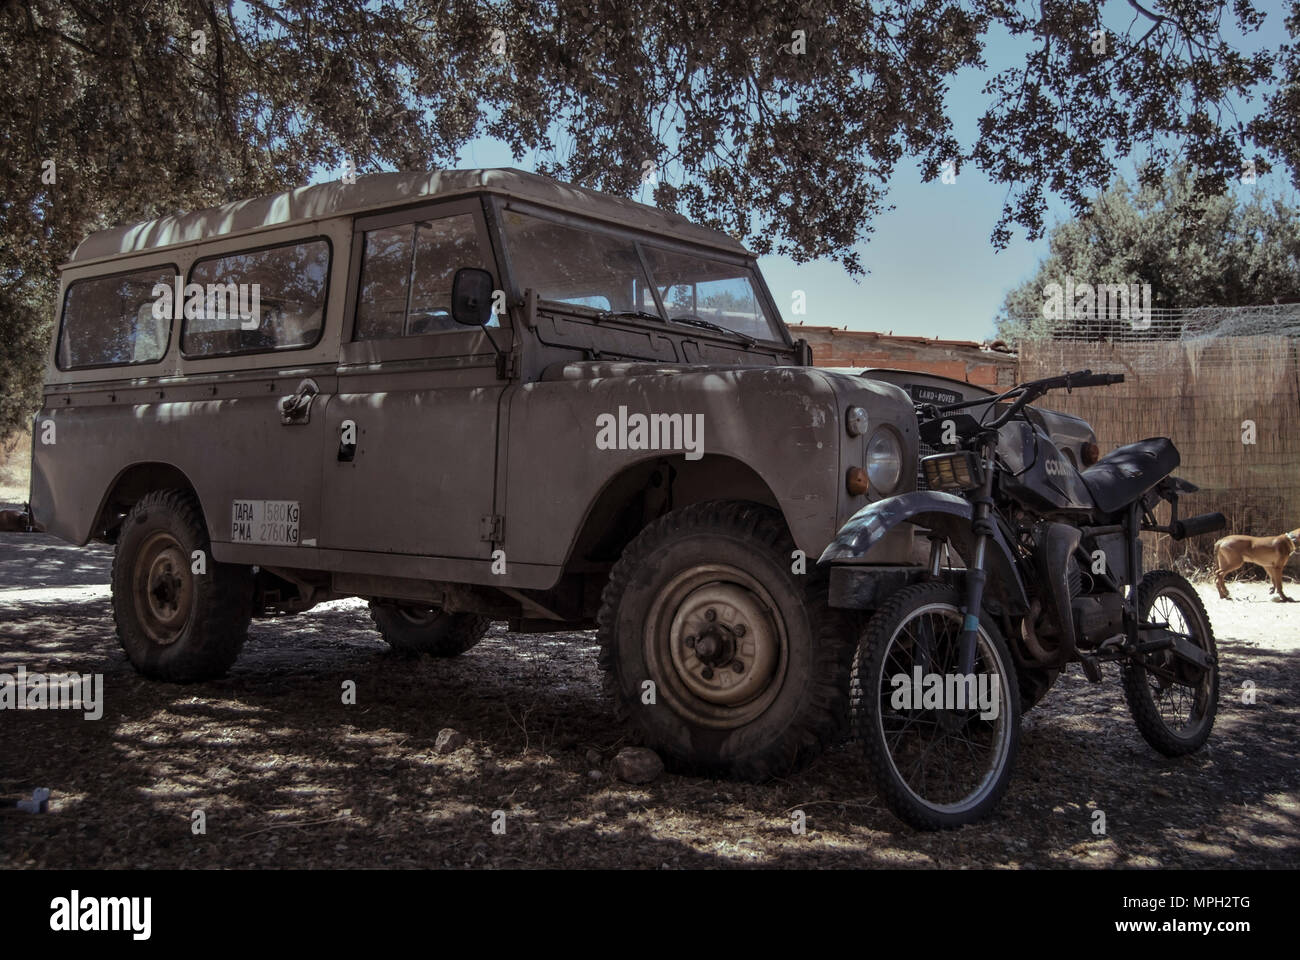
[1079, 438, 1180, 514]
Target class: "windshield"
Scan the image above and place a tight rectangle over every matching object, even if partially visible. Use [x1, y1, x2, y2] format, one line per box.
[501, 209, 785, 342]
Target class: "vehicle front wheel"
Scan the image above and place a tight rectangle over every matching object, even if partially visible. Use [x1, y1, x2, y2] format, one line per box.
[111, 490, 253, 682]
[596, 500, 856, 781]
[368, 602, 490, 658]
[852, 582, 1021, 830]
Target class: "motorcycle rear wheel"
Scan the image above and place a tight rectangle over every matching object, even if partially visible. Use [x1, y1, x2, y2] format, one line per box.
[1122, 570, 1218, 756]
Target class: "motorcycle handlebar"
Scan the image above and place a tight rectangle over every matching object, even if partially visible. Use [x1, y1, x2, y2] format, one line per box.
[1063, 370, 1125, 388]
[984, 369, 1125, 429]
[1028, 369, 1125, 392]
[920, 369, 1125, 421]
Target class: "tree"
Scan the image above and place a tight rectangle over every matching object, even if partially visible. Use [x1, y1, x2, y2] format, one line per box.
[995, 165, 1300, 341]
[2, 0, 491, 443]
[2, 1, 1297, 441]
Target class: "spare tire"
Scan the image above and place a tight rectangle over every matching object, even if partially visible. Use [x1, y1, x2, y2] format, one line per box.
[368, 602, 490, 658]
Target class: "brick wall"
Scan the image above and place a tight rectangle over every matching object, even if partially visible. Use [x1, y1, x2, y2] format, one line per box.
[789, 325, 1018, 388]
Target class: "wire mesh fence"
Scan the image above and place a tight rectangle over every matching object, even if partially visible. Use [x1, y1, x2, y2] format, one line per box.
[1003, 303, 1300, 349]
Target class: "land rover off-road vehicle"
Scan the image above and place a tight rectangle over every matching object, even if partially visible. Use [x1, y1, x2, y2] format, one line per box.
[30, 168, 1090, 782]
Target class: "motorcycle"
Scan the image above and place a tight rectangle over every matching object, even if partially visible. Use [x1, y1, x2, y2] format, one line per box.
[819, 370, 1226, 830]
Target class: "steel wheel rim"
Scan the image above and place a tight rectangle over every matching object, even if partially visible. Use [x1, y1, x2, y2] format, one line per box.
[132, 531, 194, 645]
[644, 563, 788, 729]
[873, 602, 1014, 816]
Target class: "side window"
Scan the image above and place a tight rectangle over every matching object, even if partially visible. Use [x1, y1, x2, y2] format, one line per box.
[182, 239, 330, 357]
[355, 213, 492, 340]
[57, 266, 175, 369]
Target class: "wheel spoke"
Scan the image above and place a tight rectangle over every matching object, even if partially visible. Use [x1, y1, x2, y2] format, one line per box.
[870, 596, 1014, 814]
[1137, 582, 1214, 738]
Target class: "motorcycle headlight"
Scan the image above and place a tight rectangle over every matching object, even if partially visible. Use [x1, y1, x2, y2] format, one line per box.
[865, 428, 902, 494]
[921, 451, 984, 492]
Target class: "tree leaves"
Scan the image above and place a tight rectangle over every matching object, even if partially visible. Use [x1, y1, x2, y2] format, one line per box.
[997, 164, 1300, 341]
[0, 1, 1294, 440]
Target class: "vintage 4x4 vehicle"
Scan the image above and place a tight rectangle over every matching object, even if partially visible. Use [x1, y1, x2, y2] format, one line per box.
[28, 168, 1087, 781]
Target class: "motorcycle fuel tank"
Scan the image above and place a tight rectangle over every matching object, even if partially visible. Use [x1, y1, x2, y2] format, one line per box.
[996, 420, 1096, 513]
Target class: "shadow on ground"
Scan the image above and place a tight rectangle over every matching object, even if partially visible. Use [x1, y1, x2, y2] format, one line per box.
[0, 529, 112, 593]
[1, 580, 1296, 868]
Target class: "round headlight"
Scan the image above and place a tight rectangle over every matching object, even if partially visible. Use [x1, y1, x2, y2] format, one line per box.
[845, 406, 869, 437]
[865, 428, 903, 493]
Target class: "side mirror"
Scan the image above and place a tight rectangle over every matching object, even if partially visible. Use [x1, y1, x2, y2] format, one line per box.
[795, 337, 813, 367]
[451, 267, 496, 327]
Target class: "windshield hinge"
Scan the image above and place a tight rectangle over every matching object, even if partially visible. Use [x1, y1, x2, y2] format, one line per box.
[496, 346, 520, 380]
[479, 514, 505, 542]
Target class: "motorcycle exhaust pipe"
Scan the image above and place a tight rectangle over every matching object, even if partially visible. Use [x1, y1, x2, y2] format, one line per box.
[1020, 599, 1063, 666]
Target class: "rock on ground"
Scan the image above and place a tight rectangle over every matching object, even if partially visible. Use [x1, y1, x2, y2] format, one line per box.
[613, 747, 664, 784]
[434, 728, 468, 755]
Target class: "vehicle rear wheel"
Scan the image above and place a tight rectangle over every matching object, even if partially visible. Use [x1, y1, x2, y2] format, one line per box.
[1122, 570, 1218, 756]
[111, 489, 253, 682]
[597, 500, 856, 781]
[368, 602, 490, 658]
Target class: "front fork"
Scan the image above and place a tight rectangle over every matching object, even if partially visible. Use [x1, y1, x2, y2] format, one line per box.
[957, 433, 999, 676]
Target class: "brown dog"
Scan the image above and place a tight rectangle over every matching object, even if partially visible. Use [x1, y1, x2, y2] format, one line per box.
[1214, 528, 1300, 601]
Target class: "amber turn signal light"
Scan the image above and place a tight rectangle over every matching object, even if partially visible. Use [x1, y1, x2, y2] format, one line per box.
[846, 466, 870, 496]
[1081, 441, 1100, 466]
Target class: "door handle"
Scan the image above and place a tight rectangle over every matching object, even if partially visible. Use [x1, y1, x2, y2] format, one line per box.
[280, 378, 319, 425]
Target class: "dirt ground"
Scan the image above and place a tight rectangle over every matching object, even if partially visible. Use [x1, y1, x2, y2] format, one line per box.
[0, 522, 1297, 869]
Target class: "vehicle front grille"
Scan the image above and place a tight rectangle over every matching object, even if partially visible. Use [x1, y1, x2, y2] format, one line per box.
[916, 442, 936, 490]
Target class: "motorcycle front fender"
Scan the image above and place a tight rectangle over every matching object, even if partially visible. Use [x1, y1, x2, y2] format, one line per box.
[817, 491, 1029, 615]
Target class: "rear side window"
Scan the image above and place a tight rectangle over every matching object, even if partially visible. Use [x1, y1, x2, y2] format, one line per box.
[355, 213, 493, 339]
[57, 266, 175, 369]
[182, 238, 330, 357]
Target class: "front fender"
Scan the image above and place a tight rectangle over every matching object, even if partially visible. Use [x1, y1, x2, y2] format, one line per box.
[817, 491, 1029, 614]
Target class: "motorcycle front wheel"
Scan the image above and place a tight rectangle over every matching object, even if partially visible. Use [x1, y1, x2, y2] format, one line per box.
[851, 581, 1021, 830]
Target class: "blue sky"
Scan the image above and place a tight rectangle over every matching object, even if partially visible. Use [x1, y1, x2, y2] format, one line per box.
[360, 5, 1295, 343]
[452, 126, 1057, 342]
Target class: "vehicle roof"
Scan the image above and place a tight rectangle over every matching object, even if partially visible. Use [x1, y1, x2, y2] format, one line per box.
[66, 168, 751, 267]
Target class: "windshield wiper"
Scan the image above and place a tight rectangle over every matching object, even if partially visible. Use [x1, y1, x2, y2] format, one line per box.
[668, 315, 756, 346]
[597, 309, 665, 324]
[597, 309, 759, 347]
